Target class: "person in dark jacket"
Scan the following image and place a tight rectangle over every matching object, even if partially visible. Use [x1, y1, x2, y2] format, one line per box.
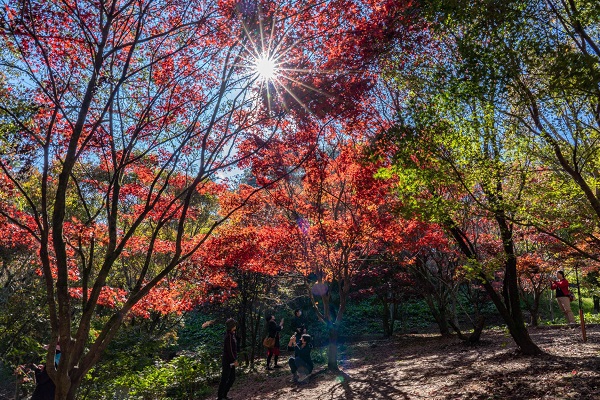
[287, 334, 313, 384]
[290, 309, 306, 341]
[217, 318, 238, 400]
[266, 315, 284, 370]
[31, 342, 61, 400]
[30, 364, 55, 400]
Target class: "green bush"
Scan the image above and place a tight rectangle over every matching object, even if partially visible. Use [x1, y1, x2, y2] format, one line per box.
[83, 351, 219, 400]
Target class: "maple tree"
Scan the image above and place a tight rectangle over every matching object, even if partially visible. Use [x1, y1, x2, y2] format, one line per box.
[514, 229, 567, 326]
[366, 0, 595, 354]
[0, 0, 409, 397]
[407, 236, 460, 336]
[418, 0, 600, 262]
[191, 187, 298, 367]
[255, 141, 413, 370]
[372, 72, 544, 354]
[352, 220, 452, 337]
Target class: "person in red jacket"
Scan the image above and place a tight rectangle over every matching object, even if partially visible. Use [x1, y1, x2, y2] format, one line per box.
[217, 318, 238, 400]
[550, 270, 576, 324]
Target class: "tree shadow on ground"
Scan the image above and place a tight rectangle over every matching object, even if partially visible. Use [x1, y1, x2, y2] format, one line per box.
[221, 327, 600, 400]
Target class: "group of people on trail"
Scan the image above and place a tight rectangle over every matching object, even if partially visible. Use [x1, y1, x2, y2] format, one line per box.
[263, 309, 313, 383]
[216, 271, 580, 399]
[216, 309, 314, 400]
[25, 271, 577, 400]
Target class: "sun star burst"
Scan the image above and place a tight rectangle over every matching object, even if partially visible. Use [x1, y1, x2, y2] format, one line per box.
[254, 56, 277, 81]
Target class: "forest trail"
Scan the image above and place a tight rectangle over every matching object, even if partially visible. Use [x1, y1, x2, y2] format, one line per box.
[219, 326, 600, 400]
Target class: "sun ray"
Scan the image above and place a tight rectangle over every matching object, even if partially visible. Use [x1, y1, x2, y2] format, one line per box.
[235, 1, 362, 118]
[278, 80, 313, 115]
[277, 73, 334, 98]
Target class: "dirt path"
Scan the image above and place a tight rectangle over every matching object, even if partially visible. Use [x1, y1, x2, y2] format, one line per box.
[217, 325, 600, 400]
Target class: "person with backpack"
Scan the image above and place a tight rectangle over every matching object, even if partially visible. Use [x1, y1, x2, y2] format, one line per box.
[550, 270, 576, 325]
[265, 315, 284, 370]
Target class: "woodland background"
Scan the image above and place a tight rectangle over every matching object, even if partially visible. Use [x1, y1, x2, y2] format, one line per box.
[1, 0, 600, 399]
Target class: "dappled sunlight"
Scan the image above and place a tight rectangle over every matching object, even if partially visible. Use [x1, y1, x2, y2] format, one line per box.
[227, 328, 600, 399]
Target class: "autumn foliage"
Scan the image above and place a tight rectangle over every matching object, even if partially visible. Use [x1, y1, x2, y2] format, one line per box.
[0, 0, 427, 396]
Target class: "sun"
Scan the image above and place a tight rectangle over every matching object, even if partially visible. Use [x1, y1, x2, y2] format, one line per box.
[254, 56, 277, 81]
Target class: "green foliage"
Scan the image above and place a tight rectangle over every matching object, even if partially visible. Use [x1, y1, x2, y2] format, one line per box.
[582, 313, 600, 324]
[338, 300, 383, 337]
[177, 311, 222, 353]
[0, 277, 51, 368]
[114, 354, 217, 400]
[395, 300, 436, 332]
[82, 349, 219, 400]
[311, 346, 327, 364]
[79, 311, 230, 399]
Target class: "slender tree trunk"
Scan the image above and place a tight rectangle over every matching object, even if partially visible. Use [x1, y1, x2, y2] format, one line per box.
[446, 219, 541, 355]
[424, 296, 450, 336]
[381, 297, 392, 337]
[529, 292, 542, 327]
[327, 326, 339, 371]
[390, 303, 397, 336]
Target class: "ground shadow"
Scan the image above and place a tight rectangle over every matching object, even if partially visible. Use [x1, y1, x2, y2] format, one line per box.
[218, 327, 600, 400]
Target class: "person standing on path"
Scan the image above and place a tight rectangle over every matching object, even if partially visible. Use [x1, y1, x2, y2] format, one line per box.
[217, 318, 238, 400]
[266, 315, 284, 370]
[551, 270, 576, 324]
[30, 363, 55, 400]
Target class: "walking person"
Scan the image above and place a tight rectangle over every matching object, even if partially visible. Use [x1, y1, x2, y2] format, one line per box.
[266, 315, 284, 370]
[217, 319, 238, 400]
[550, 270, 576, 325]
[287, 334, 313, 384]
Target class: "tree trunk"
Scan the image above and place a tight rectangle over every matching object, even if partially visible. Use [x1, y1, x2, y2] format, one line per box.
[425, 296, 450, 336]
[529, 309, 539, 327]
[506, 318, 540, 354]
[327, 326, 339, 371]
[54, 379, 75, 400]
[529, 292, 542, 327]
[446, 219, 542, 355]
[381, 297, 392, 337]
[390, 302, 397, 336]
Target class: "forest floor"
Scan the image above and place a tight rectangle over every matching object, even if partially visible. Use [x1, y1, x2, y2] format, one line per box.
[214, 324, 600, 400]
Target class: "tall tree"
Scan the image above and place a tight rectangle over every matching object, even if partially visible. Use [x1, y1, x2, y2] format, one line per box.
[417, 0, 600, 261]
[0, 1, 390, 397]
[374, 34, 544, 352]
[260, 142, 410, 370]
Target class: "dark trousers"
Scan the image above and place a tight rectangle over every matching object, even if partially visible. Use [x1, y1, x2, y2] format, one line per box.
[217, 363, 235, 399]
[288, 356, 311, 375]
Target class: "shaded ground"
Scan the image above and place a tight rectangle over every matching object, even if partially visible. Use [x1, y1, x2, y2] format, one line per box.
[216, 325, 600, 400]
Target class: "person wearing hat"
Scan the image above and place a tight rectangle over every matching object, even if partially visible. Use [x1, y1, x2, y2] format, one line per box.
[217, 318, 238, 400]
